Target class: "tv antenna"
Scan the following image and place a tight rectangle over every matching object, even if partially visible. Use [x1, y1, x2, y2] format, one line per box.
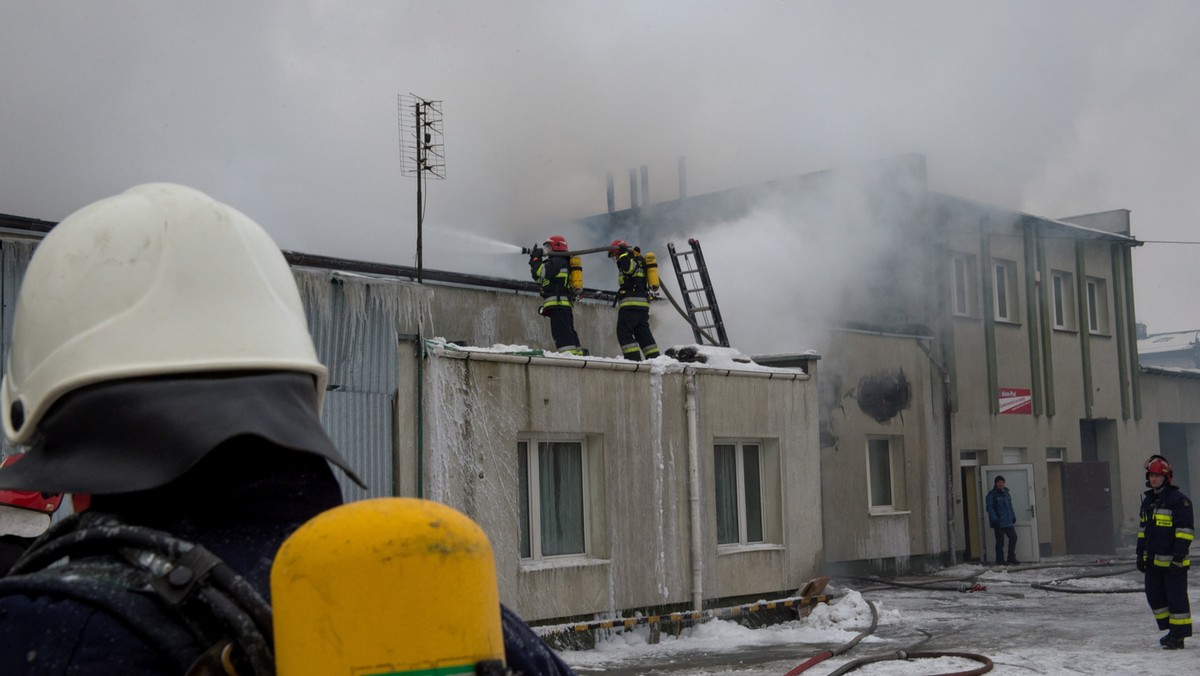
[398, 94, 445, 283]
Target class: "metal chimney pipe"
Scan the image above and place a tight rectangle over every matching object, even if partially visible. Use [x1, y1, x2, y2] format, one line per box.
[629, 168, 639, 209]
[606, 172, 615, 213]
[640, 165, 649, 207]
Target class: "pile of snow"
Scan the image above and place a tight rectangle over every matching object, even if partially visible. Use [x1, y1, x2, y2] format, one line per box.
[560, 592, 878, 670]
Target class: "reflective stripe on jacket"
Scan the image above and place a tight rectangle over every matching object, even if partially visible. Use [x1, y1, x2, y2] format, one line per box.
[1138, 484, 1195, 568]
[532, 256, 573, 309]
[615, 250, 649, 309]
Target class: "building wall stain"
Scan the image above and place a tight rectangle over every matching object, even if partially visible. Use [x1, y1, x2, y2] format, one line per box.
[856, 369, 911, 423]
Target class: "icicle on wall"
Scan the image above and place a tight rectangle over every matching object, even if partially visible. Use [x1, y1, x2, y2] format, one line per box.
[649, 367, 670, 600]
[293, 269, 436, 340]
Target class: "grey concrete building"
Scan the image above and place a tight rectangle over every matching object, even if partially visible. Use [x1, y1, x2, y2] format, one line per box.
[0, 216, 823, 625]
[583, 154, 1200, 573]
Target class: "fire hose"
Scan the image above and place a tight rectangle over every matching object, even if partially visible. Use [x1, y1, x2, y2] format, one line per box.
[781, 596, 994, 676]
[656, 283, 720, 346]
[785, 560, 1137, 674]
[782, 599, 878, 676]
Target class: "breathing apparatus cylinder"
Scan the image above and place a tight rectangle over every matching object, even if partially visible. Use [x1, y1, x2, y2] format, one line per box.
[644, 251, 659, 289]
[271, 498, 505, 675]
[569, 255, 583, 293]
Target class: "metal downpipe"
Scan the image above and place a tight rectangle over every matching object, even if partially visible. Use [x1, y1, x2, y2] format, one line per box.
[685, 370, 703, 611]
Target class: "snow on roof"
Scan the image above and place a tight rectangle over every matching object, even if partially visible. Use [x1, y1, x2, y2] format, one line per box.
[424, 338, 808, 376]
[1137, 331, 1199, 355]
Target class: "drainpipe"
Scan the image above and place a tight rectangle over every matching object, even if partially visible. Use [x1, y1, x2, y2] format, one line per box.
[416, 334, 425, 498]
[917, 338, 957, 566]
[685, 370, 703, 611]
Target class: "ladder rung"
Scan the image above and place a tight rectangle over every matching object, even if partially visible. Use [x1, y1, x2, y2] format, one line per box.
[684, 288, 707, 295]
[690, 305, 712, 313]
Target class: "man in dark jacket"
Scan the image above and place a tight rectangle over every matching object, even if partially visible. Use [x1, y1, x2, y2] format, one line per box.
[985, 475, 1019, 566]
[530, 235, 584, 355]
[0, 184, 573, 675]
[1137, 454, 1194, 650]
[608, 239, 659, 361]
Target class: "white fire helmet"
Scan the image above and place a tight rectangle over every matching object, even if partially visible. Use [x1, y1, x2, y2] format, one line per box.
[2, 183, 328, 445]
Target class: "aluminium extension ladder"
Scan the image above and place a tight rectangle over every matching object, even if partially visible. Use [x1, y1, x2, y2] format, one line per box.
[666, 238, 729, 347]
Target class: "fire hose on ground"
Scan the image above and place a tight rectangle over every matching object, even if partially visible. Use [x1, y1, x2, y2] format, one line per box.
[784, 559, 1138, 675]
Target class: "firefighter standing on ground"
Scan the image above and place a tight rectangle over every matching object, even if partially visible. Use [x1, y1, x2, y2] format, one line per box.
[608, 240, 660, 361]
[1137, 454, 1194, 650]
[530, 235, 585, 355]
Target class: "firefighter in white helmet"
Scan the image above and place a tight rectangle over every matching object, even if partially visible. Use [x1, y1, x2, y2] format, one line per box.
[0, 184, 572, 674]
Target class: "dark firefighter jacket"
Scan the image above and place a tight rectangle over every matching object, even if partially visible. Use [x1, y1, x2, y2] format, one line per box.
[0, 442, 574, 675]
[531, 254, 573, 310]
[614, 249, 649, 309]
[0, 442, 341, 674]
[1138, 483, 1195, 569]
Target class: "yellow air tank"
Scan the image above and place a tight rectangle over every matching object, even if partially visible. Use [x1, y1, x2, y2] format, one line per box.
[569, 255, 583, 294]
[271, 497, 505, 675]
[643, 251, 659, 289]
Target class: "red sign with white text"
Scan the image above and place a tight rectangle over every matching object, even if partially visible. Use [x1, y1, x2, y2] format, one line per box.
[998, 387, 1032, 415]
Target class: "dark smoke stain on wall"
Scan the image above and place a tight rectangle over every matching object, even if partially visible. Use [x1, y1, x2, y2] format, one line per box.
[856, 368, 911, 423]
[818, 372, 845, 449]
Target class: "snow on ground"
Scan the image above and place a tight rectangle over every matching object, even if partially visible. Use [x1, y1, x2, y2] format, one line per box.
[560, 557, 1198, 675]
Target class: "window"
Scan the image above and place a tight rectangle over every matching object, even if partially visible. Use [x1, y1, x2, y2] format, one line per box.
[993, 259, 1019, 322]
[518, 440, 588, 559]
[867, 436, 906, 513]
[715, 441, 764, 545]
[951, 253, 978, 317]
[1002, 447, 1026, 464]
[1086, 277, 1109, 333]
[1050, 270, 1075, 330]
[1046, 447, 1065, 463]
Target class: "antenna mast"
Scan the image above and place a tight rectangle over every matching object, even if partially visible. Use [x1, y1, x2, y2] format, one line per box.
[398, 94, 446, 283]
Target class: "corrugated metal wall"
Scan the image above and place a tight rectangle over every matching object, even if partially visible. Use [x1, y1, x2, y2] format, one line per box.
[0, 236, 399, 503]
[1, 240, 36, 455]
[296, 271, 399, 502]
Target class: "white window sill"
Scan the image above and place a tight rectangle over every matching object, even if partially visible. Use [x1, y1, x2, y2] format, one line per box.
[869, 508, 912, 517]
[716, 543, 785, 555]
[519, 556, 610, 573]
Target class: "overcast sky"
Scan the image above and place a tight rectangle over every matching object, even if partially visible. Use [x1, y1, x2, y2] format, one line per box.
[3, 1, 1200, 341]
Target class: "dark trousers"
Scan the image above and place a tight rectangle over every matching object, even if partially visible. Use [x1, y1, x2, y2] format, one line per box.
[993, 526, 1017, 563]
[616, 306, 658, 360]
[545, 306, 581, 353]
[1145, 566, 1193, 638]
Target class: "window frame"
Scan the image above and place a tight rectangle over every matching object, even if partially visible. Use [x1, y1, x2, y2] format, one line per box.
[951, 252, 978, 317]
[1086, 276, 1109, 334]
[992, 259, 1019, 322]
[714, 439, 766, 546]
[1050, 270, 1076, 330]
[866, 435, 907, 514]
[518, 438, 591, 560]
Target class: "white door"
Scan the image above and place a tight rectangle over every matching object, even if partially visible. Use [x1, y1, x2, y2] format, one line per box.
[981, 464, 1040, 564]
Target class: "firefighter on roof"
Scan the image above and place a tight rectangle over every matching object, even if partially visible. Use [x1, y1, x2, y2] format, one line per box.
[530, 235, 585, 355]
[609, 239, 660, 361]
